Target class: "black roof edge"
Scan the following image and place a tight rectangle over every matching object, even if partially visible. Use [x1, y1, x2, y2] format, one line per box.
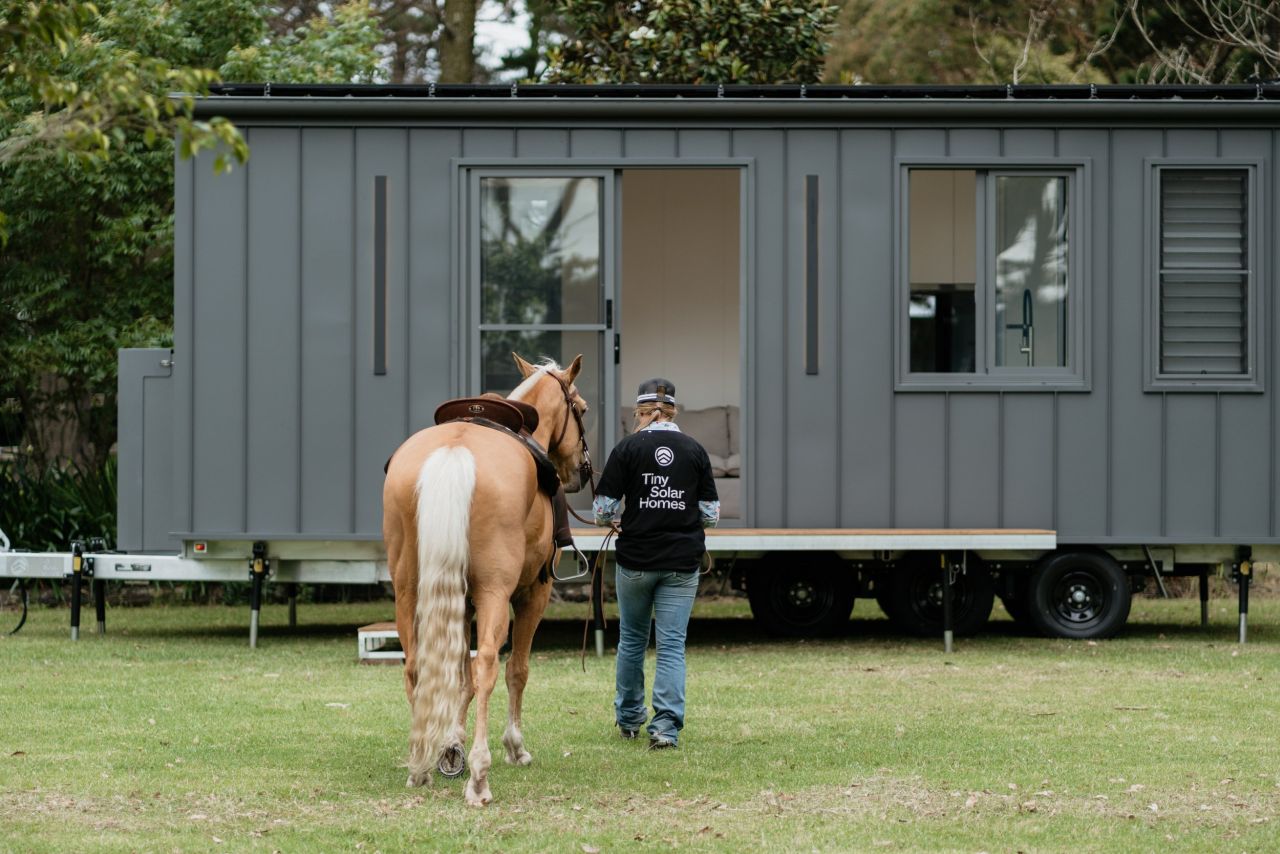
[207, 82, 1280, 101]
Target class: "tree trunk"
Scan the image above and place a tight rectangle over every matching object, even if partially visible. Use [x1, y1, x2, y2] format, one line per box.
[439, 0, 477, 83]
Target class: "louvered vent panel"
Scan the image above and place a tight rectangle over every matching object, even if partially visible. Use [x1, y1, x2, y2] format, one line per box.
[1160, 169, 1247, 374]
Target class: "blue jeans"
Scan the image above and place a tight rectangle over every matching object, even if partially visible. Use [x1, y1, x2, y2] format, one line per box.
[614, 564, 699, 743]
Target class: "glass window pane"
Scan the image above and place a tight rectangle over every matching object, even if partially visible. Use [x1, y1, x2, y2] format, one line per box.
[480, 177, 602, 325]
[480, 329, 603, 471]
[908, 170, 976, 372]
[994, 176, 1068, 368]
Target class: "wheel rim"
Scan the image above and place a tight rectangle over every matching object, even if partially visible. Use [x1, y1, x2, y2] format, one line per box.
[905, 573, 976, 626]
[769, 574, 835, 627]
[1049, 569, 1108, 630]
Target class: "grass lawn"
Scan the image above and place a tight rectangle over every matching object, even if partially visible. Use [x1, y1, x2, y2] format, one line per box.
[1, 595, 1278, 852]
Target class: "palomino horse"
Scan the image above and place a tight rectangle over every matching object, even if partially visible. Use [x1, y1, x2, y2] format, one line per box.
[382, 353, 588, 806]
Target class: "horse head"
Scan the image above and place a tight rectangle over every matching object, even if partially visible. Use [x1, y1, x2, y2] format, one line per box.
[510, 352, 589, 492]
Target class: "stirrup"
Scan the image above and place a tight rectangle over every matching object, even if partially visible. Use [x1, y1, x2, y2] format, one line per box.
[552, 542, 591, 582]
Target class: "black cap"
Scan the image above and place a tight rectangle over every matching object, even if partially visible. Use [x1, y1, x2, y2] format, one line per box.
[636, 377, 677, 405]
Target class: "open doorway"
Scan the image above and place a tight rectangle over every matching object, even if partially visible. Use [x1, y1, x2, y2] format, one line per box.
[618, 169, 743, 521]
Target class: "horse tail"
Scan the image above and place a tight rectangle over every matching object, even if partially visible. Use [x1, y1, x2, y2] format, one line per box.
[407, 445, 476, 783]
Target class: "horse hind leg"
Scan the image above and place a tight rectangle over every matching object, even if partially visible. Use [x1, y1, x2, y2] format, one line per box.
[464, 590, 509, 807]
[503, 580, 552, 767]
[438, 602, 476, 780]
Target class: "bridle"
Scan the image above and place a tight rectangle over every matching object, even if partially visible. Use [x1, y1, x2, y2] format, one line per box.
[545, 371, 597, 503]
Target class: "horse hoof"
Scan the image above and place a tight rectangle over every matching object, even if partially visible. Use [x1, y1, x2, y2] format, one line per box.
[505, 750, 532, 767]
[437, 745, 467, 779]
[465, 783, 492, 807]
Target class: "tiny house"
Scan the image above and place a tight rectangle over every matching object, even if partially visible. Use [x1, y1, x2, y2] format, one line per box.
[19, 83, 1280, 643]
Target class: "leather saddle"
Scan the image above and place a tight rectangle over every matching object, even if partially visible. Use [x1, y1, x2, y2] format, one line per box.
[432, 395, 539, 436]
[430, 396, 560, 497]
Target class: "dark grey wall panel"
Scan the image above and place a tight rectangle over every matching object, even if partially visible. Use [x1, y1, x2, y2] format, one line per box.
[461, 128, 514, 158]
[245, 128, 302, 534]
[894, 395, 946, 527]
[1109, 130, 1164, 538]
[117, 349, 176, 552]
[408, 129, 462, 429]
[1220, 395, 1271, 538]
[355, 130, 411, 533]
[1056, 130, 1110, 539]
[948, 128, 1000, 156]
[570, 130, 623, 158]
[173, 154, 194, 536]
[948, 394, 1000, 527]
[1164, 396, 1217, 538]
[1003, 394, 1055, 528]
[516, 128, 569, 157]
[839, 129, 893, 526]
[300, 129, 356, 533]
[678, 130, 732, 158]
[624, 129, 677, 157]
[732, 130, 786, 526]
[785, 131, 840, 525]
[1218, 130, 1274, 538]
[191, 160, 248, 533]
[1001, 128, 1056, 158]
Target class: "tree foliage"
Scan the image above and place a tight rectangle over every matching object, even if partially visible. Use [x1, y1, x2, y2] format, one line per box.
[0, 0, 381, 469]
[546, 0, 838, 84]
[824, 0, 1279, 85]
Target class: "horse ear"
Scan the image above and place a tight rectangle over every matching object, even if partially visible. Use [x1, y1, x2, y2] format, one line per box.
[564, 354, 583, 384]
[512, 352, 537, 379]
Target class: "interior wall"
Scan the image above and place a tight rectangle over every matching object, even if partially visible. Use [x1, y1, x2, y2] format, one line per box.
[620, 169, 740, 409]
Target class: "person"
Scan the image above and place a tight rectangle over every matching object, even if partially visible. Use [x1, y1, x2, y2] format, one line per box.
[593, 378, 720, 749]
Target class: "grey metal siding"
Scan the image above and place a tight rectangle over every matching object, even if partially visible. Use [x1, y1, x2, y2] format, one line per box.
[117, 349, 176, 552]
[246, 128, 302, 534]
[191, 155, 248, 533]
[171, 107, 1279, 547]
[839, 129, 894, 528]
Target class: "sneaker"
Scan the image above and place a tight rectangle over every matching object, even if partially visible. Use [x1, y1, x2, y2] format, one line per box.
[648, 736, 677, 750]
[618, 727, 640, 740]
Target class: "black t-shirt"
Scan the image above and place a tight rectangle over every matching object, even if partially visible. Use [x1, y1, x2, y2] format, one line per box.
[596, 426, 719, 572]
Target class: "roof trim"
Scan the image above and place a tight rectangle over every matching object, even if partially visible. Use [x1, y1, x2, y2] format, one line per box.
[191, 83, 1280, 123]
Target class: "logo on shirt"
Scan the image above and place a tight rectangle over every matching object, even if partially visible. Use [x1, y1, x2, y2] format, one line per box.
[655, 446, 674, 466]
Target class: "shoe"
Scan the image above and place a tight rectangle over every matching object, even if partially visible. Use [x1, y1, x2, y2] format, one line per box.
[619, 727, 640, 740]
[648, 736, 677, 750]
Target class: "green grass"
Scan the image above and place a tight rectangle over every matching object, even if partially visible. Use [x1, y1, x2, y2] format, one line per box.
[1, 596, 1278, 852]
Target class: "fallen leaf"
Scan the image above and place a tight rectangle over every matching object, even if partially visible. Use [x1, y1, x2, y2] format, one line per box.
[325, 703, 350, 709]
[9, 751, 25, 757]
[581, 845, 600, 854]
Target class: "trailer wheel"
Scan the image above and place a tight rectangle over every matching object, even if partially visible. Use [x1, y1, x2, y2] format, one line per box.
[879, 554, 995, 637]
[1027, 551, 1131, 639]
[745, 555, 855, 637]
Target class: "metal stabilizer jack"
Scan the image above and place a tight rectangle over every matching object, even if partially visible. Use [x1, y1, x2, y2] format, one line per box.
[437, 744, 467, 779]
[248, 542, 270, 648]
[68, 542, 85, 641]
[1232, 547, 1251, 645]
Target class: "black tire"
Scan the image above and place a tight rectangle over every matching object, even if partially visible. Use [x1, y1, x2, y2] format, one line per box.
[879, 554, 995, 637]
[746, 555, 856, 637]
[1027, 551, 1131, 639]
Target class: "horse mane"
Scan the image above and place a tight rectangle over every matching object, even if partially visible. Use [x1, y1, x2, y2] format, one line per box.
[508, 359, 562, 402]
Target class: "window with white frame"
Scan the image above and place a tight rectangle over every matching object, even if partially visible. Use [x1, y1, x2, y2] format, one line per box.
[1152, 166, 1257, 387]
[900, 165, 1084, 389]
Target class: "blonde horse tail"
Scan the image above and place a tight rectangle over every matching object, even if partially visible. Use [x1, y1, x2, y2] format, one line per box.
[407, 445, 476, 783]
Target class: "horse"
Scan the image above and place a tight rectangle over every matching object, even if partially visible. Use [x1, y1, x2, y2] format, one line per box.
[382, 353, 589, 806]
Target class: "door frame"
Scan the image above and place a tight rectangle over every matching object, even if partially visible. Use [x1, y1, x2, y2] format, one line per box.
[453, 156, 755, 525]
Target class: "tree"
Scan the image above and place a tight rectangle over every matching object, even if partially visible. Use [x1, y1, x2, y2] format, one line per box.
[1119, 0, 1279, 83]
[0, 1, 382, 469]
[545, 0, 838, 84]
